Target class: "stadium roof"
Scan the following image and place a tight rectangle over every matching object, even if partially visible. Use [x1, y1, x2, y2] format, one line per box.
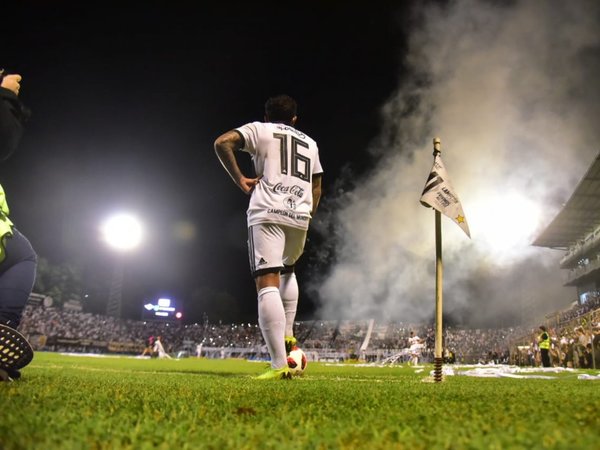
[533, 152, 600, 249]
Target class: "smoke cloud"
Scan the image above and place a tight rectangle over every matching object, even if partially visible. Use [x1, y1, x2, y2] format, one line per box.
[311, 0, 600, 326]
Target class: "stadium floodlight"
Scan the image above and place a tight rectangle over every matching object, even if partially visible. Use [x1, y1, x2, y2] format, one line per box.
[101, 213, 144, 251]
[101, 213, 144, 318]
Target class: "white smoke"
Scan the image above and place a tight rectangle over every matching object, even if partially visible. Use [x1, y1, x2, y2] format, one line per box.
[311, 0, 600, 326]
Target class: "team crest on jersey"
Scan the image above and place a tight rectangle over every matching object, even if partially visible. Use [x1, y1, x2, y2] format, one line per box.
[284, 196, 297, 210]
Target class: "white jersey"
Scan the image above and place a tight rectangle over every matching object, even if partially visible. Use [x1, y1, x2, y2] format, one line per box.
[153, 340, 170, 358]
[235, 121, 323, 230]
[409, 336, 422, 351]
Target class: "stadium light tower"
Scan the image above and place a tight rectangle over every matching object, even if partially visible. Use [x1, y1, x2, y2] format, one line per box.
[100, 213, 144, 318]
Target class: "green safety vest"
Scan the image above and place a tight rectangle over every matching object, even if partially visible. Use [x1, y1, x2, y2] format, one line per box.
[0, 183, 14, 263]
[538, 332, 550, 350]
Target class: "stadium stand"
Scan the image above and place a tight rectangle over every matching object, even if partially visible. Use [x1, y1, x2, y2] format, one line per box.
[533, 152, 600, 301]
[15, 296, 598, 366]
[16, 302, 531, 364]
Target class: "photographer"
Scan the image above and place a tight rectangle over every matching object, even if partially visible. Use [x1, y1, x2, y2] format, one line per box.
[0, 70, 37, 381]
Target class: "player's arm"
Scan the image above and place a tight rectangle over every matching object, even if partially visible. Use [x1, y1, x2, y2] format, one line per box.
[311, 173, 323, 215]
[0, 74, 26, 162]
[214, 130, 260, 195]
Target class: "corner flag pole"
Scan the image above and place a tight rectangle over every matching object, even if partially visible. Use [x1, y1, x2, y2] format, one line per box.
[421, 137, 470, 381]
[432, 138, 444, 382]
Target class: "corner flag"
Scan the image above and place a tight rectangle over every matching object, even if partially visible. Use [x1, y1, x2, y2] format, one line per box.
[420, 154, 471, 238]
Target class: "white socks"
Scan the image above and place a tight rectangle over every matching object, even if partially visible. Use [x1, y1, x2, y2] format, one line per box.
[279, 272, 299, 337]
[257, 287, 287, 369]
[257, 273, 299, 368]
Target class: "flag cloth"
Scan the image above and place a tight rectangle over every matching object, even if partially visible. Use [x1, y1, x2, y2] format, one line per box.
[420, 154, 471, 238]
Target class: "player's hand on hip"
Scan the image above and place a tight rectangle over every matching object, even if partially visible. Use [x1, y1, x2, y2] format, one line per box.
[1, 74, 22, 95]
[239, 176, 260, 195]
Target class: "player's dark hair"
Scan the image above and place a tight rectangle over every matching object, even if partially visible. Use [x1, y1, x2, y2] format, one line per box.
[265, 95, 297, 125]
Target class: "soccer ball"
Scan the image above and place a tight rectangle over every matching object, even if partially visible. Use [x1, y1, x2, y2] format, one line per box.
[287, 347, 307, 375]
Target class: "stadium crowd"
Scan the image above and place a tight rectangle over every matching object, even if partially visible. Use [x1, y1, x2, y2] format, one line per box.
[549, 294, 600, 324]
[510, 296, 600, 369]
[16, 294, 600, 367]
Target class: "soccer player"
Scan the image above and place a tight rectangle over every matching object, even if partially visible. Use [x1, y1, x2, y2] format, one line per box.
[140, 336, 155, 357]
[153, 336, 171, 359]
[215, 95, 323, 380]
[408, 331, 423, 366]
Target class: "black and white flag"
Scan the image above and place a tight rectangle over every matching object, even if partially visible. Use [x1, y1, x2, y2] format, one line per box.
[420, 154, 471, 238]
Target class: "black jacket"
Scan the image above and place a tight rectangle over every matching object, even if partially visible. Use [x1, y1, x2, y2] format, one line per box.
[0, 87, 28, 162]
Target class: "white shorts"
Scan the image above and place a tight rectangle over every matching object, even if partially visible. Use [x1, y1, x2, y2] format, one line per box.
[248, 223, 307, 277]
[410, 344, 423, 355]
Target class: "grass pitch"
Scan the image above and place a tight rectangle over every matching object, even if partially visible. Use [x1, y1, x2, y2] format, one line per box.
[1, 353, 599, 449]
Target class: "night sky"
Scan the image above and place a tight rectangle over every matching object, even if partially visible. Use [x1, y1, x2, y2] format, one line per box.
[3, 1, 409, 322]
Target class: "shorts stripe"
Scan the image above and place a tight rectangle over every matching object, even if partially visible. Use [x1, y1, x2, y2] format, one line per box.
[248, 226, 256, 274]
